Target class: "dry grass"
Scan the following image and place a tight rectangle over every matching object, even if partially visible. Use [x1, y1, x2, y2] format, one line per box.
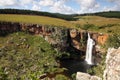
[0, 14, 75, 28]
[72, 16, 120, 26]
[72, 16, 120, 33]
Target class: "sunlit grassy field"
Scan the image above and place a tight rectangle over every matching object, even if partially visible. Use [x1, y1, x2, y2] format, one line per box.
[0, 14, 75, 28]
[72, 16, 120, 34]
[73, 16, 120, 26]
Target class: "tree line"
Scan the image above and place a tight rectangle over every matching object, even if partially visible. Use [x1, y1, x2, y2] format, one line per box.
[75, 11, 120, 18]
[0, 9, 120, 20]
[0, 9, 78, 21]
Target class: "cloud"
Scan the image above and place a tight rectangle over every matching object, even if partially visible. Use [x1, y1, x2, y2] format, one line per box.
[107, 0, 120, 6]
[20, 0, 33, 5]
[0, 0, 18, 6]
[0, 0, 75, 14]
[1, 0, 119, 14]
[39, 0, 54, 6]
[50, 0, 75, 14]
[107, 0, 120, 2]
[76, 0, 100, 13]
[103, 0, 120, 11]
[32, 4, 41, 11]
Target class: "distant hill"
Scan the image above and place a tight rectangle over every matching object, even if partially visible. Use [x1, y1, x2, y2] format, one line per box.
[0, 9, 78, 21]
[76, 11, 120, 18]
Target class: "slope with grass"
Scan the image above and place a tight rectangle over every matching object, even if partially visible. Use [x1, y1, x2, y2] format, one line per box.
[0, 32, 68, 80]
[72, 16, 120, 33]
[0, 9, 78, 21]
[0, 14, 75, 28]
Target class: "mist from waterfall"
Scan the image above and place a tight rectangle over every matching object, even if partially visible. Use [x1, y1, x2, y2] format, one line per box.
[85, 33, 95, 65]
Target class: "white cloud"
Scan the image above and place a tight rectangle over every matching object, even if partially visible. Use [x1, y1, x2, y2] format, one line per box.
[102, 0, 120, 11]
[76, 0, 100, 13]
[32, 4, 41, 11]
[50, 0, 75, 14]
[20, 0, 33, 5]
[0, 0, 17, 6]
[39, 0, 54, 6]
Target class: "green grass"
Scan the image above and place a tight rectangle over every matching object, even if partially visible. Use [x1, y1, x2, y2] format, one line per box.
[0, 32, 65, 79]
[0, 14, 75, 28]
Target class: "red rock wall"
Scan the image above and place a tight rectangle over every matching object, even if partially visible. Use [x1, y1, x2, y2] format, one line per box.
[97, 34, 108, 45]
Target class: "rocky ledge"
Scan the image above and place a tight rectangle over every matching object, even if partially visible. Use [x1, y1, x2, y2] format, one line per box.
[103, 47, 120, 80]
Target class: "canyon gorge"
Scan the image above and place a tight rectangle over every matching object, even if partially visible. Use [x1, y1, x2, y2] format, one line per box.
[0, 21, 120, 80]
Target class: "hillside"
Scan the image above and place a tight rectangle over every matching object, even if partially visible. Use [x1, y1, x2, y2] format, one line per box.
[72, 16, 120, 34]
[0, 9, 77, 21]
[0, 14, 75, 28]
[94, 11, 120, 18]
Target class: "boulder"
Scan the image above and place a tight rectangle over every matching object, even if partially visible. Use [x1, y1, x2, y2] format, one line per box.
[76, 72, 101, 80]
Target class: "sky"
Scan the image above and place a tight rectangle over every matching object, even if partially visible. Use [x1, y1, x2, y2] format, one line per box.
[0, 0, 120, 14]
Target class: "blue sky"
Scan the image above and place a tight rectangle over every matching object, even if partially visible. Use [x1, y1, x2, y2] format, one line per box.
[0, 0, 120, 14]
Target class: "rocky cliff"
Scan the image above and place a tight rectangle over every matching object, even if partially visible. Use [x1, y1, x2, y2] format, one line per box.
[103, 47, 120, 80]
[0, 22, 108, 54]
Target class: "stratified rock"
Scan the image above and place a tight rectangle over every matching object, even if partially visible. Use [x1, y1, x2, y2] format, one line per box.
[97, 34, 108, 45]
[70, 29, 78, 38]
[76, 72, 101, 80]
[103, 47, 120, 80]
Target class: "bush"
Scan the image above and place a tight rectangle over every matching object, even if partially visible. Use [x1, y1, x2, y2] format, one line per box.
[55, 74, 69, 80]
[106, 33, 120, 48]
[81, 24, 99, 30]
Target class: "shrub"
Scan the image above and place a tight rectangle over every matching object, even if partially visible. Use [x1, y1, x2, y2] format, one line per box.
[55, 74, 69, 80]
[106, 33, 120, 48]
[81, 24, 99, 30]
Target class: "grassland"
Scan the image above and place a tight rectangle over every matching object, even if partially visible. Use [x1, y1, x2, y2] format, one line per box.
[72, 16, 120, 33]
[73, 16, 120, 26]
[0, 14, 75, 28]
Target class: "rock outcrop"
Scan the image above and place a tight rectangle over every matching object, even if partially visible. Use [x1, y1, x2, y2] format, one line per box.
[103, 47, 120, 80]
[97, 34, 108, 45]
[76, 72, 102, 80]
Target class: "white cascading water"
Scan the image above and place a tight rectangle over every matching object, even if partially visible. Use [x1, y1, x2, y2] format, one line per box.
[85, 33, 95, 65]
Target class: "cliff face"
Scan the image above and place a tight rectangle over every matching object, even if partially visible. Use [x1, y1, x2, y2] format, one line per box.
[0, 22, 108, 53]
[103, 47, 120, 80]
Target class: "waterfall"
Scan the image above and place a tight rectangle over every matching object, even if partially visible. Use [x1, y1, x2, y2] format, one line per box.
[85, 33, 95, 65]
